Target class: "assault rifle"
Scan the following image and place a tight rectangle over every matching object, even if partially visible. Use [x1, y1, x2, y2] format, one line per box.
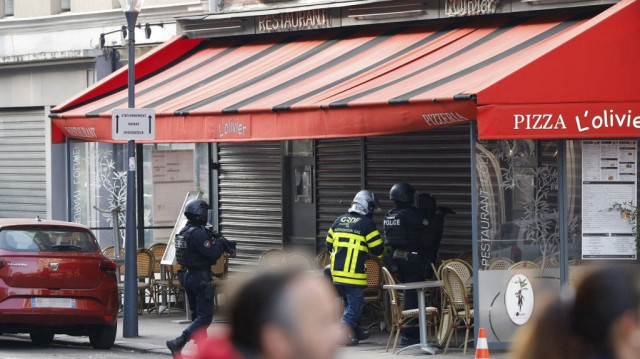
[204, 226, 237, 258]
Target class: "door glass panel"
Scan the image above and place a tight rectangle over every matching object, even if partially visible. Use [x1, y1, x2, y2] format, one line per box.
[475, 139, 561, 345]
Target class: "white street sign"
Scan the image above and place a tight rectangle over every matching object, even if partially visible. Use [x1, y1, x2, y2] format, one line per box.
[112, 108, 155, 140]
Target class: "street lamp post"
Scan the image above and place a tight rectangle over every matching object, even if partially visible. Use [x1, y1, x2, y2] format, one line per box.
[120, 0, 144, 338]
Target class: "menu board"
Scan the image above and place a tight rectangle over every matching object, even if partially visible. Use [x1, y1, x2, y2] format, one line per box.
[152, 150, 194, 241]
[582, 141, 637, 260]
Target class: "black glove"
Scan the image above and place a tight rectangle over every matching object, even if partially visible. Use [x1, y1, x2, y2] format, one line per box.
[218, 236, 237, 258]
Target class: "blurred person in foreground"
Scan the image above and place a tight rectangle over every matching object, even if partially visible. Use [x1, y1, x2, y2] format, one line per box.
[187, 270, 344, 359]
[511, 265, 640, 359]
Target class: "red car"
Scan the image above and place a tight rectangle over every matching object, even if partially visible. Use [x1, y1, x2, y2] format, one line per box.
[0, 218, 119, 349]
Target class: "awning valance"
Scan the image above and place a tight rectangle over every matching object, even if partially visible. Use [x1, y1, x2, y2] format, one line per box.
[50, 0, 637, 143]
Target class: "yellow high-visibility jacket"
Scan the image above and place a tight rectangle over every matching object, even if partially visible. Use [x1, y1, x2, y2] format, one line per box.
[326, 212, 384, 286]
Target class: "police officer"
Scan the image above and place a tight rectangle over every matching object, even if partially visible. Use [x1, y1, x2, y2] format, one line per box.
[166, 199, 229, 356]
[383, 183, 425, 344]
[327, 190, 384, 346]
[417, 193, 454, 279]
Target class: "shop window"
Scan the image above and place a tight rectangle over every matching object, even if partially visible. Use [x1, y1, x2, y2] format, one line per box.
[566, 140, 639, 284]
[475, 139, 561, 345]
[68, 141, 209, 249]
[4, 0, 14, 16]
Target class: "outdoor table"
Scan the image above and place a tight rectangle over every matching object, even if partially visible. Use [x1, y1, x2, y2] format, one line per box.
[383, 280, 443, 355]
[108, 257, 125, 284]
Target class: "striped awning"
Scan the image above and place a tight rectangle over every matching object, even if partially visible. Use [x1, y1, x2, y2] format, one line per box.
[50, 0, 639, 143]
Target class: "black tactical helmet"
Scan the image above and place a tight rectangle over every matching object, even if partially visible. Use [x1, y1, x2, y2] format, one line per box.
[389, 183, 415, 203]
[184, 199, 209, 223]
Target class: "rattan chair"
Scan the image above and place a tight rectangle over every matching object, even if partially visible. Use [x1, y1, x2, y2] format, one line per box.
[382, 267, 438, 353]
[282, 252, 313, 270]
[508, 260, 540, 270]
[101, 245, 124, 259]
[535, 256, 560, 269]
[153, 263, 184, 314]
[118, 248, 156, 314]
[488, 258, 513, 270]
[212, 253, 230, 309]
[314, 250, 332, 270]
[441, 265, 474, 354]
[258, 248, 285, 267]
[148, 243, 167, 280]
[363, 255, 384, 328]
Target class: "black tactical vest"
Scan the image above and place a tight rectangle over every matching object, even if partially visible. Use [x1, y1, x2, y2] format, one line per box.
[175, 226, 196, 268]
[383, 208, 422, 250]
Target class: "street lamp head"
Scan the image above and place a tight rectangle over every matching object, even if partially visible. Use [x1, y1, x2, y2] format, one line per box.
[119, 0, 144, 13]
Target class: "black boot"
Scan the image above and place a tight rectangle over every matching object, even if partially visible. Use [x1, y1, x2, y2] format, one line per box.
[357, 327, 370, 341]
[166, 334, 187, 356]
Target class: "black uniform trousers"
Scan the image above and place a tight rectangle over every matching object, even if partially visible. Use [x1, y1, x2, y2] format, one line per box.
[395, 258, 425, 340]
[181, 269, 215, 341]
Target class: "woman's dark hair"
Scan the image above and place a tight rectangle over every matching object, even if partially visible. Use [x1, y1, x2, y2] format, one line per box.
[570, 266, 640, 356]
[512, 265, 640, 359]
[228, 270, 300, 352]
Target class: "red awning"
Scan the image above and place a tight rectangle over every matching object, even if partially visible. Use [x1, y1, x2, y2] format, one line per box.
[477, 0, 640, 139]
[50, 0, 637, 143]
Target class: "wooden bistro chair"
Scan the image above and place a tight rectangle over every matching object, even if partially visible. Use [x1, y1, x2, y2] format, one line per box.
[488, 257, 513, 270]
[118, 248, 156, 314]
[508, 260, 540, 271]
[363, 255, 384, 329]
[148, 242, 167, 280]
[258, 248, 285, 267]
[382, 267, 438, 354]
[153, 263, 184, 315]
[211, 253, 230, 309]
[441, 265, 474, 354]
[314, 250, 332, 270]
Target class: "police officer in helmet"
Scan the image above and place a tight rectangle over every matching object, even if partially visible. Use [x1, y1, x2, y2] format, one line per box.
[383, 183, 425, 345]
[327, 190, 384, 346]
[166, 199, 234, 356]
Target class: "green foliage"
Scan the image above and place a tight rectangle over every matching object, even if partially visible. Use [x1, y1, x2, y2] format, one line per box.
[606, 201, 638, 255]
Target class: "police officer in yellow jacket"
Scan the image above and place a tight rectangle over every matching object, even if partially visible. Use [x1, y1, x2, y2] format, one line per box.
[327, 190, 384, 346]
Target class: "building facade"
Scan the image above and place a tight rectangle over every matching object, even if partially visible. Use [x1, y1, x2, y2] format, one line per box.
[11, 0, 639, 348]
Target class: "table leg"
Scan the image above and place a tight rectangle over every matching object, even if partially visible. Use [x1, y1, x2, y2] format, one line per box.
[396, 288, 436, 355]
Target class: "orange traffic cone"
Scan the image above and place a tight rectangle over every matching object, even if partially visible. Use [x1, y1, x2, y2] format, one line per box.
[475, 328, 490, 359]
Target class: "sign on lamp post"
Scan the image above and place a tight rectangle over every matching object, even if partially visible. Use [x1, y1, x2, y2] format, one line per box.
[112, 108, 156, 141]
[119, 0, 145, 339]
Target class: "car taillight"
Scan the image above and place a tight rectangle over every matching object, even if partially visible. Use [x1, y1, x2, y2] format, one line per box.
[99, 259, 117, 274]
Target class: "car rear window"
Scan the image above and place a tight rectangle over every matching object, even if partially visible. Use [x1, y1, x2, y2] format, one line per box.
[0, 228, 99, 253]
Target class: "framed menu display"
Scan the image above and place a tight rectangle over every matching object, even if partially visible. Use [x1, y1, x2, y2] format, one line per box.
[582, 140, 637, 260]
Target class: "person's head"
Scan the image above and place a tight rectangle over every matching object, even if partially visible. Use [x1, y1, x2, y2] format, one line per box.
[184, 199, 209, 224]
[389, 183, 415, 207]
[229, 270, 342, 359]
[512, 266, 640, 359]
[348, 190, 380, 217]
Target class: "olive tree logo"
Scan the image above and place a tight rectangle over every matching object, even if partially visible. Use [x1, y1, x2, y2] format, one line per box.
[505, 274, 534, 325]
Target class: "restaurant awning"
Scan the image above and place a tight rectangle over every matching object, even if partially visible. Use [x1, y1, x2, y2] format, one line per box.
[50, 0, 638, 143]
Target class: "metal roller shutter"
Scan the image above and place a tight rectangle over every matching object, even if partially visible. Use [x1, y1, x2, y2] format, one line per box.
[315, 138, 363, 252]
[217, 142, 283, 274]
[0, 108, 46, 218]
[365, 125, 472, 257]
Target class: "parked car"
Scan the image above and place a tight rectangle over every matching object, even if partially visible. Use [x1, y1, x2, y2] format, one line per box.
[0, 218, 118, 349]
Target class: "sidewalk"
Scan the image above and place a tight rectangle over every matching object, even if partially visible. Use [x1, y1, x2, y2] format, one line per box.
[86, 311, 510, 358]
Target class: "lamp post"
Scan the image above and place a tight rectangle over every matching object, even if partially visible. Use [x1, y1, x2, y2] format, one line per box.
[119, 0, 144, 338]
